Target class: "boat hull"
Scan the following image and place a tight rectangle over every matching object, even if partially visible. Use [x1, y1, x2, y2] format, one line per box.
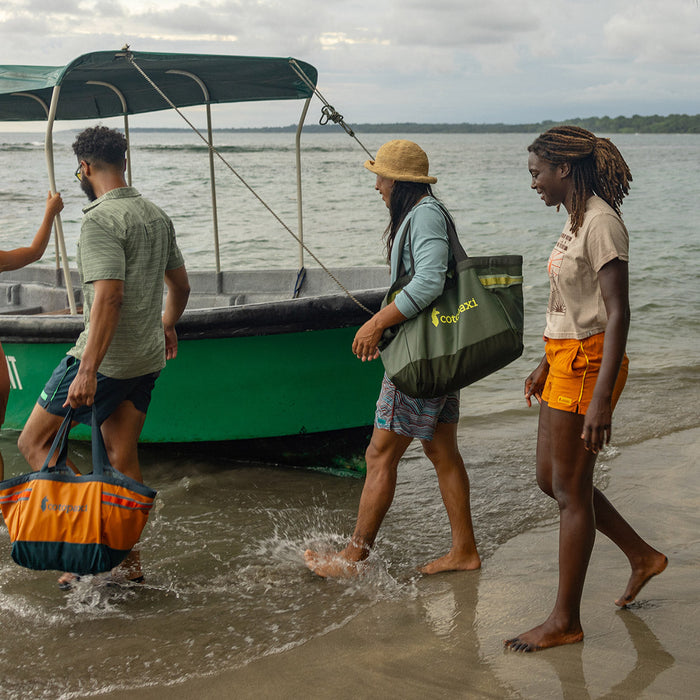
[3, 325, 384, 442]
[0, 268, 388, 471]
[0, 276, 387, 473]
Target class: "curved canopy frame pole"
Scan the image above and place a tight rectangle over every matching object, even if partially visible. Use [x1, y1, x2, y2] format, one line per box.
[44, 86, 77, 313]
[166, 69, 220, 275]
[11, 93, 60, 269]
[295, 96, 312, 270]
[86, 81, 132, 185]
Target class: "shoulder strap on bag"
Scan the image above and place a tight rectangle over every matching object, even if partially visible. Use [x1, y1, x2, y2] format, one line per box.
[395, 199, 467, 280]
[434, 200, 467, 262]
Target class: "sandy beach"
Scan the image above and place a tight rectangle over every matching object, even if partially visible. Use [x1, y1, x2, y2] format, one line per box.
[109, 427, 699, 700]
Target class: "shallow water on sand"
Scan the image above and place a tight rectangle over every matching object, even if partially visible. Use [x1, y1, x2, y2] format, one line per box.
[0, 412, 540, 698]
[2, 368, 697, 698]
[0, 131, 698, 696]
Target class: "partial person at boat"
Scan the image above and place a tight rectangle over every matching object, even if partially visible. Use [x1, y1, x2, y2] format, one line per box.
[17, 126, 190, 587]
[305, 140, 481, 577]
[0, 192, 64, 480]
[504, 126, 667, 653]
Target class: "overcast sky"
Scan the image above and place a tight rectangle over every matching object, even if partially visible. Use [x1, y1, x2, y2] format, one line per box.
[1, 0, 698, 128]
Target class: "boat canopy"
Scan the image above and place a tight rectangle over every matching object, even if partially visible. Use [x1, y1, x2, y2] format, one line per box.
[0, 51, 318, 121]
[0, 50, 321, 312]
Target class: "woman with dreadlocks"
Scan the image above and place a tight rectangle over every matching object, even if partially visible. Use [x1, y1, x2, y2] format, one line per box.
[504, 126, 667, 652]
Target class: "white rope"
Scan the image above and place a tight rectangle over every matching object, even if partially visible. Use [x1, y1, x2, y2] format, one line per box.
[122, 50, 374, 315]
[288, 59, 375, 160]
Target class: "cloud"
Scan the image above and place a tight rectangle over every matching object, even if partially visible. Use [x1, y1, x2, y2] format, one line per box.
[0, 0, 698, 126]
[604, 0, 700, 64]
[390, 0, 540, 49]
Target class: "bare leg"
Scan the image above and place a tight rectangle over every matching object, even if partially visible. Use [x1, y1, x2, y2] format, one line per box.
[57, 551, 144, 590]
[593, 489, 667, 606]
[100, 399, 147, 483]
[505, 404, 594, 651]
[419, 421, 481, 574]
[505, 403, 666, 652]
[57, 572, 79, 589]
[101, 401, 148, 580]
[304, 427, 412, 577]
[112, 550, 145, 583]
[18, 403, 70, 471]
[535, 407, 667, 606]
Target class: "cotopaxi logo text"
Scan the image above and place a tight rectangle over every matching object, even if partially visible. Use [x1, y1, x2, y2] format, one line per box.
[40, 496, 87, 514]
[431, 297, 479, 327]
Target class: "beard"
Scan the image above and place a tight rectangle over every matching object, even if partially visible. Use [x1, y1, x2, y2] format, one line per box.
[80, 176, 97, 202]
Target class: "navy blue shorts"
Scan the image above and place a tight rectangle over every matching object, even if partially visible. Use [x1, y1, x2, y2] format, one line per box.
[37, 355, 159, 426]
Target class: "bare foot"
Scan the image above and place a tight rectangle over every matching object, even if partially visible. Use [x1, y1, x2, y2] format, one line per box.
[419, 549, 481, 575]
[615, 553, 668, 607]
[504, 620, 584, 652]
[107, 565, 145, 585]
[57, 572, 79, 590]
[304, 549, 365, 578]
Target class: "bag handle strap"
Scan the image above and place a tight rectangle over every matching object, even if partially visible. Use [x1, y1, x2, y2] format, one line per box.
[39, 406, 111, 476]
[438, 202, 468, 262]
[40, 409, 74, 473]
[394, 200, 467, 280]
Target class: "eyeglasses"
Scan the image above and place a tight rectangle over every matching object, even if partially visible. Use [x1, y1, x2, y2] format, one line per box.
[74, 161, 89, 181]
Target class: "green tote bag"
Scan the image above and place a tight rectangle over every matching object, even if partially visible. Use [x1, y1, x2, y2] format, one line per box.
[378, 211, 524, 398]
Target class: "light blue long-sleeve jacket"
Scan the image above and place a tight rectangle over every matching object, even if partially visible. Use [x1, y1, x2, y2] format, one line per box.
[390, 196, 450, 319]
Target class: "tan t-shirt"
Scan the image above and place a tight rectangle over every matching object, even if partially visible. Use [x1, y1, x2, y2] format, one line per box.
[544, 196, 629, 340]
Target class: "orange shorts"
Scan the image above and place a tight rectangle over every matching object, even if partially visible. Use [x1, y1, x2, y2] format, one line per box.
[541, 333, 628, 414]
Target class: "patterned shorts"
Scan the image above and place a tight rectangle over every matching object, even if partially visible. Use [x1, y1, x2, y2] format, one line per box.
[374, 374, 460, 441]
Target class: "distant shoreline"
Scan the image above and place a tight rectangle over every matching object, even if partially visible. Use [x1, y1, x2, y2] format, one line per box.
[128, 114, 700, 135]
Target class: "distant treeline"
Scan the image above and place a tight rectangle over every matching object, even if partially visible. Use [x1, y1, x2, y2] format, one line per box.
[128, 114, 700, 135]
[213, 114, 700, 135]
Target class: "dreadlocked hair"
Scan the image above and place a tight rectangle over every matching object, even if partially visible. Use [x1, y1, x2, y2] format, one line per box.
[528, 125, 632, 234]
[383, 181, 454, 262]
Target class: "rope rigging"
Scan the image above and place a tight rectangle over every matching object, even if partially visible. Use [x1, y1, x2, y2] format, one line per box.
[288, 59, 374, 160]
[120, 48, 375, 315]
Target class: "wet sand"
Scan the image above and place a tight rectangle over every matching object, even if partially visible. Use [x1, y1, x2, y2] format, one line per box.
[112, 427, 699, 699]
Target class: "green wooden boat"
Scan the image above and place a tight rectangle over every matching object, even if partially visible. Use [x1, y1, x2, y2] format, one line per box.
[0, 50, 387, 473]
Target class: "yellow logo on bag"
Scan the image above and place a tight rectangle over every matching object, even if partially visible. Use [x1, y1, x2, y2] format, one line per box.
[431, 297, 479, 327]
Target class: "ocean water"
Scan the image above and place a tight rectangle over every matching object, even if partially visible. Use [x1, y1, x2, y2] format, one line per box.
[0, 129, 698, 698]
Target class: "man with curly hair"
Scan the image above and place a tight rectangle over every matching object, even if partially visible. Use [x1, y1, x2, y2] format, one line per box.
[18, 125, 190, 586]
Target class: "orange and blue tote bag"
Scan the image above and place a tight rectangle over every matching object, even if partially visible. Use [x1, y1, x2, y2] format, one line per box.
[0, 408, 156, 575]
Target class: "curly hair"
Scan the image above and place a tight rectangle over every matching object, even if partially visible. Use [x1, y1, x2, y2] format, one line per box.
[528, 125, 632, 234]
[72, 125, 127, 167]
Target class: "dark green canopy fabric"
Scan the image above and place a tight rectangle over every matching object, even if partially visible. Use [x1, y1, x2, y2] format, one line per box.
[0, 50, 318, 121]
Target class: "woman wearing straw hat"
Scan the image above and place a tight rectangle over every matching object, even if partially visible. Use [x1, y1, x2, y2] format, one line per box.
[305, 140, 481, 578]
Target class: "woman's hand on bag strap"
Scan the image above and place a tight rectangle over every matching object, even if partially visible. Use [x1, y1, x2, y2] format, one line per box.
[353, 302, 407, 362]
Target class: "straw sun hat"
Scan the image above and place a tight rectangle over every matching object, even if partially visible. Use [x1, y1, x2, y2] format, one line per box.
[364, 140, 437, 184]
